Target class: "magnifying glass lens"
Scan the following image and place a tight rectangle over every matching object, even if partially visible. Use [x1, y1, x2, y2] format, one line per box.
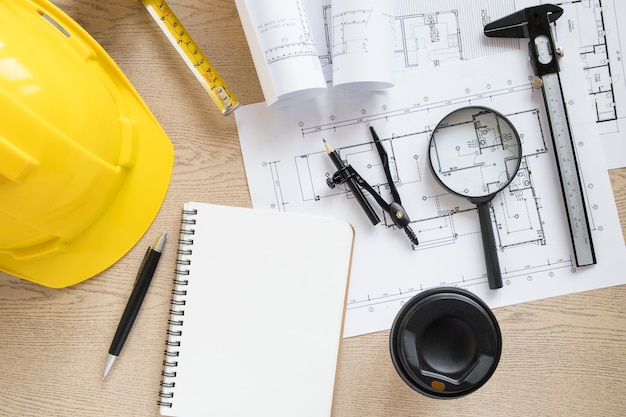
[428, 106, 522, 290]
[429, 107, 521, 199]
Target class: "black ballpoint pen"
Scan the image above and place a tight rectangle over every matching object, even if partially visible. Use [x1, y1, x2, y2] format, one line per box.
[102, 231, 166, 380]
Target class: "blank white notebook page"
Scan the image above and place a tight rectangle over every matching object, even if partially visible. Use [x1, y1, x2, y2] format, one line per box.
[160, 202, 354, 417]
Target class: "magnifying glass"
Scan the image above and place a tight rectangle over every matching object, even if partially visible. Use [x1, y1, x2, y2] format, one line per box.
[428, 106, 522, 289]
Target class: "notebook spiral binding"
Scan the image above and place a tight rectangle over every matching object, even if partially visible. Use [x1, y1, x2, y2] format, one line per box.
[157, 208, 197, 409]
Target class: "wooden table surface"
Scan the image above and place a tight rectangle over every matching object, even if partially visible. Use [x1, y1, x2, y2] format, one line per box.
[1, 1, 626, 416]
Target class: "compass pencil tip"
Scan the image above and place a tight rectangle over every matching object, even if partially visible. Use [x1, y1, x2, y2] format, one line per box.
[322, 139, 333, 154]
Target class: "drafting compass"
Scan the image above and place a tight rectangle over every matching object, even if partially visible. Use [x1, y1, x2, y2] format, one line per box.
[484, 4, 596, 267]
[325, 124, 419, 246]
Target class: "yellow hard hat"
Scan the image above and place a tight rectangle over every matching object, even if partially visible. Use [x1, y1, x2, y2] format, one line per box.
[0, 0, 174, 287]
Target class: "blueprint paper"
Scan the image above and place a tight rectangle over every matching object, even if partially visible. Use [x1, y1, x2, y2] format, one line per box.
[303, 0, 626, 167]
[234, 0, 396, 107]
[330, 0, 395, 89]
[234, 0, 327, 108]
[583, 0, 626, 169]
[235, 2, 626, 338]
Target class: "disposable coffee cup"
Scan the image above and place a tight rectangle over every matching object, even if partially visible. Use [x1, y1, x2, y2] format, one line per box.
[389, 287, 502, 398]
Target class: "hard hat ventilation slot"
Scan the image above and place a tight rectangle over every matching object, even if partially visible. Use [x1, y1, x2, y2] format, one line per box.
[37, 11, 70, 38]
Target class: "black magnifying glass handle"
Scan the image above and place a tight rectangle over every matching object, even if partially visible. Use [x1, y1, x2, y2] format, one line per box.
[477, 202, 503, 289]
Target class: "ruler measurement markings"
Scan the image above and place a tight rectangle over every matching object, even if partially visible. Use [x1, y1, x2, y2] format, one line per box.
[141, 0, 239, 115]
[541, 73, 595, 266]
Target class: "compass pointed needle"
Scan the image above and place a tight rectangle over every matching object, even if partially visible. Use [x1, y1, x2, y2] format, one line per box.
[404, 225, 419, 246]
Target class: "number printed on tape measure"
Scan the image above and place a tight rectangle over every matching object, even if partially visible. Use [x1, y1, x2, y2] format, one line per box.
[141, 0, 240, 114]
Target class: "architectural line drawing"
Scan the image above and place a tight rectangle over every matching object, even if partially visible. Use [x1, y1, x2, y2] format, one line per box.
[332, 8, 373, 58]
[395, 11, 462, 68]
[573, 0, 618, 126]
[236, 1, 626, 337]
[304, 0, 626, 167]
[288, 106, 548, 259]
[262, 1, 318, 64]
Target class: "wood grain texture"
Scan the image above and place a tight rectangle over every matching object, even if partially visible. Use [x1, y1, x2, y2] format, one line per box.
[0, 1, 625, 416]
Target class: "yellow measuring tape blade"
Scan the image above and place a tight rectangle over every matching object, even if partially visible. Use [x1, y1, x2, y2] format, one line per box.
[140, 0, 240, 115]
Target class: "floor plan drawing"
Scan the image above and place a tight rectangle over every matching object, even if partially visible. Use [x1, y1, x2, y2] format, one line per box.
[332, 8, 372, 57]
[289, 107, 548, 258]
[394, 11, 463, 69]
[237, 39, 626, 337]
[533, 0, 625, 168]
[311, 1, 519, 76]
[303, 0, 626, 167]
[393, 0, 518, 63]
[317, 4, 333, 78]
[236, 2, 626, 338]
[261, 0, 319, 64]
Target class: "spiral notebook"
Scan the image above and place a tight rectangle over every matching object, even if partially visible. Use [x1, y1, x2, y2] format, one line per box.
[158, 202, 354, 417]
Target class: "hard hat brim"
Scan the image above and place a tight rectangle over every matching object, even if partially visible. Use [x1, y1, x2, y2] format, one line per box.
[0, 0, 174, 287]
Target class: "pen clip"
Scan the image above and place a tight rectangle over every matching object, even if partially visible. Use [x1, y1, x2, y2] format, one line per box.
[134, 247, 151, 286]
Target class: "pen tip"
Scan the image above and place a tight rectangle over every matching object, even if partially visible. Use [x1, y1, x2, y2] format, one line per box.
[102, 354, 117, 380]
[153, 232, 167, 252]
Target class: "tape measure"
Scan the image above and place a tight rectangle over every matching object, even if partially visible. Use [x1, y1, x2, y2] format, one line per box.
[538, 73, 596, 266]
[140, 0, 240, 115]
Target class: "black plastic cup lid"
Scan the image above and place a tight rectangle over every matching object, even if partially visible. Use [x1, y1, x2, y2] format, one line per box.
[389, 287, 502, 398]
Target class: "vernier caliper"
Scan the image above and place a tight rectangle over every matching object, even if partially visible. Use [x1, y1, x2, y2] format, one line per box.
[484, 4, 596, 267]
